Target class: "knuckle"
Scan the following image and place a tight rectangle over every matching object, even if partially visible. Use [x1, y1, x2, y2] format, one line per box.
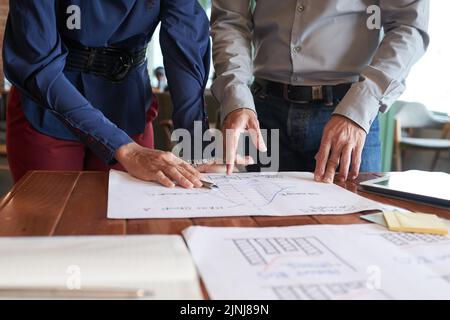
[249, 117, 259, 127]
[329, 154, 340, 163]
[328, 161, 338, 168]
[162, 166, 173, 174]
[228, 123, 239, 130]
[163, 151, 173, 159]
[315, 149, 326, 158]
[322, 133, 332, 142]
[336, 136, 347, 145]
[181, 170, 193, 179]
[156, 152, 167, 161]
[168, 167, 179, 174]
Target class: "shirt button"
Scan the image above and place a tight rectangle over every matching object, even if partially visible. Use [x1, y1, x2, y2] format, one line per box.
[297, 5, 305, 12]
[293, 46, 301, 53]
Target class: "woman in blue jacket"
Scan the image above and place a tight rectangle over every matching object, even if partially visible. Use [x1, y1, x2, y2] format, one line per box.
[3, 0, 210, 188]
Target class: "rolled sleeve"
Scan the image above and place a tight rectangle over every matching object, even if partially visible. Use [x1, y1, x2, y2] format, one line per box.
[333, 0, 429, 133]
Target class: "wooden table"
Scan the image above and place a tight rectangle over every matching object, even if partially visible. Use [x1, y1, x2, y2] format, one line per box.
[1, 171, 449, 237]
[1, 171, 449, 299]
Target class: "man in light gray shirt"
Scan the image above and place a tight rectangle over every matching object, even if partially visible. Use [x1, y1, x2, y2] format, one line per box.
[211, 0, 429, 182]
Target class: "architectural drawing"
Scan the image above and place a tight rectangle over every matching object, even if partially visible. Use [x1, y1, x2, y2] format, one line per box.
[184, 224, 450, 300]
[108, 170, 382, 219]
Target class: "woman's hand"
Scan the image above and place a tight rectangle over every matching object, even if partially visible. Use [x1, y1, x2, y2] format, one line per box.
[115, 142, 203, 188]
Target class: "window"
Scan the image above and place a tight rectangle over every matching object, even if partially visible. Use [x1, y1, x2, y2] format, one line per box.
[399, 1, 450, 115]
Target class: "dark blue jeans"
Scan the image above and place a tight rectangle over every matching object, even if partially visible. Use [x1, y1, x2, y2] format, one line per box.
[248, 89, 381, 173]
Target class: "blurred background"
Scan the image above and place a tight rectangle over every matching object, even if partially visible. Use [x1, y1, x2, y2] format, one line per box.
[0, 0, 449, 196]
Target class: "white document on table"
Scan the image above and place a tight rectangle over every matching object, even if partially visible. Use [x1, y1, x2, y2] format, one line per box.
[0, 235, 202, 299]
[107, 170, 382, 219]
[183, 223, 450, 300]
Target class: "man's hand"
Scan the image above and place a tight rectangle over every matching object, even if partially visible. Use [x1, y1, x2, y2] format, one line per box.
[222, 108, 267, 174]
[314, 115, 367, 183]
[115, 142, 203, 188]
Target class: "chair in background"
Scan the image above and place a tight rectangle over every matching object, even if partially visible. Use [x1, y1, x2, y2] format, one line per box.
[153, 92, 175, 152]
[431, 122, 450, 170]
[394, 101, 450, 171]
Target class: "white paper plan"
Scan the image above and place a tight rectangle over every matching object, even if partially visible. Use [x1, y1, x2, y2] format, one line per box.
[183, 224, 450, 300]
[107, 170, 382, 219]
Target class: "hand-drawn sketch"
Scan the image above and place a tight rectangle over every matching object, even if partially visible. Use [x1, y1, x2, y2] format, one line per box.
[108, 170, 382, 219]
[184, 224, 450, 300]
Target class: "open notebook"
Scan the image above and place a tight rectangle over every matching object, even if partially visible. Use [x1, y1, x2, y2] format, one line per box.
[0, 235, 202, 299]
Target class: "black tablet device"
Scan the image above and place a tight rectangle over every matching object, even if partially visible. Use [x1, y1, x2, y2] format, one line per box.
[359, 171, 450, 209]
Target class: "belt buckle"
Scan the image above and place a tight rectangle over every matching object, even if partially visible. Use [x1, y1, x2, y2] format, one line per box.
[312, 86, 323, 101]
[113, 54, 134, 82]
[108, 50, 134, 82]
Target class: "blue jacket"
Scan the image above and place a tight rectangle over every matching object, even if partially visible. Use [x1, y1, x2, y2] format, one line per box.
[3, 0, 210, 163]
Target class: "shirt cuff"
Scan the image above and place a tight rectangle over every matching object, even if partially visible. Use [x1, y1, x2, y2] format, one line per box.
[58, 113, 133, 165]
[83, 126, 134, 165]
[333, 82, 381, 133]
[219, 84, 256, 123]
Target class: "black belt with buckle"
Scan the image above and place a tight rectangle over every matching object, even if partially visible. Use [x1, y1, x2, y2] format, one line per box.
[64, 39, 147, 83]
[255, 78, 353, 105]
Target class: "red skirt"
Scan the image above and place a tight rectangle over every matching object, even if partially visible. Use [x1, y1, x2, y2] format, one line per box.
[6, 87, 158, 183]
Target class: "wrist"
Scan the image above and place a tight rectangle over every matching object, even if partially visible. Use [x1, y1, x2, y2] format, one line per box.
[115, 142, 140, 163]
[224, 107, 256, 123]
[332, 114, 365, 132]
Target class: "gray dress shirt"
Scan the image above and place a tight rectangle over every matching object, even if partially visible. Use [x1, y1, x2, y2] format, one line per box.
[211, 0, 429, 133]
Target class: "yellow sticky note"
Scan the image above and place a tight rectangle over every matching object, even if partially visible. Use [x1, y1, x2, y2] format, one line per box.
[383, 211, 448, 236]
